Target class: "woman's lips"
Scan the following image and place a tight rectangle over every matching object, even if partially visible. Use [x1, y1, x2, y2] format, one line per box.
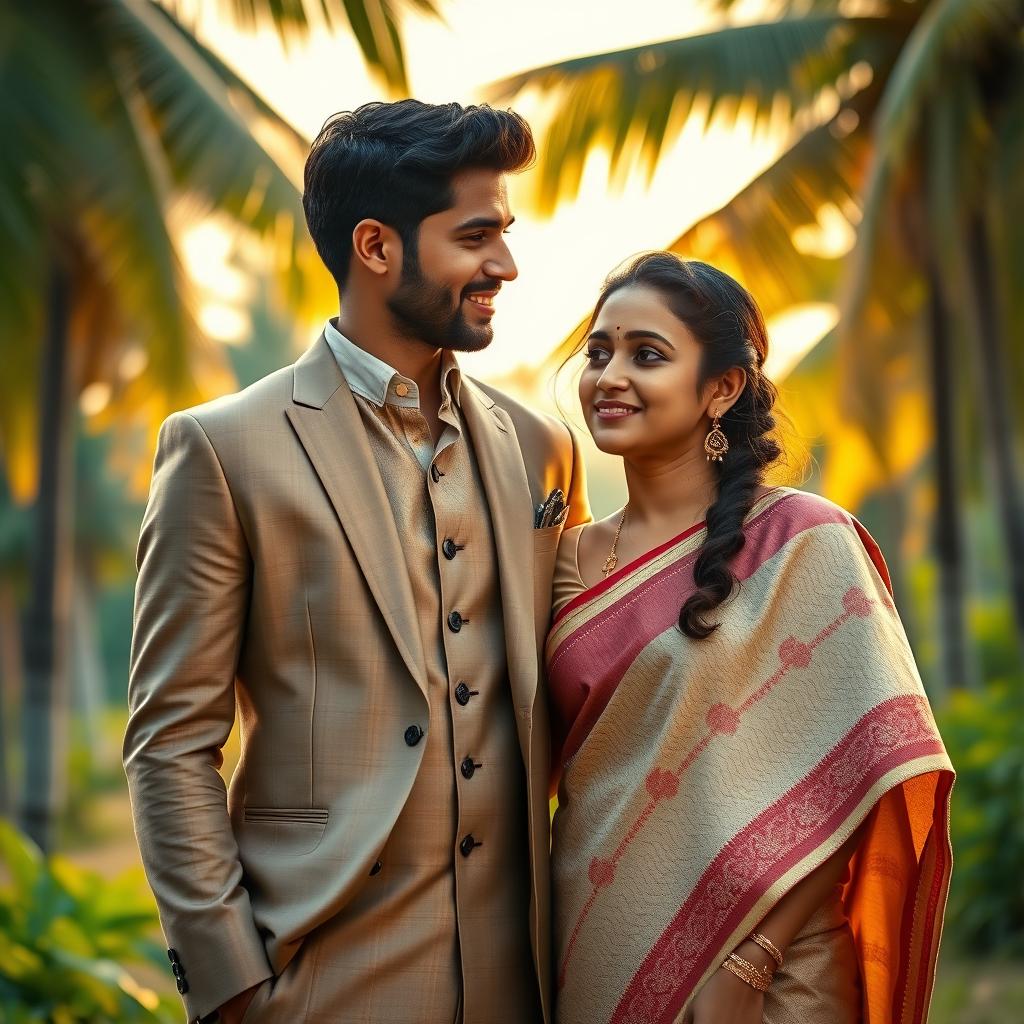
[594, 402, 641, 420]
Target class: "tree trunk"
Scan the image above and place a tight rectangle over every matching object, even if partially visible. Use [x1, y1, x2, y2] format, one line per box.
[966, 210, 1024, 641]
[0, 577, 23, 817]
[924, 254, 972, 692]
[21, 261, 74, 852]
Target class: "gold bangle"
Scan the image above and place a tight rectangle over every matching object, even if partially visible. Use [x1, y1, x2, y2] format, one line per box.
[749, 931, 784, 969]
[721, 952, 772, 993]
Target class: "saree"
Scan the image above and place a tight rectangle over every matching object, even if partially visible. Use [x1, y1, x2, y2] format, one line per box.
[546, 487, 953, 1024]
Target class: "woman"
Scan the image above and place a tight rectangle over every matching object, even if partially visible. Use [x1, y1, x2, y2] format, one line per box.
[547, 253, 953, 1024]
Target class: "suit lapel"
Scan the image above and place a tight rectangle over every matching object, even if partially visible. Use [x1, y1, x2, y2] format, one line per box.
[459, 380, 539, 726]
[285, 335, 428, 698]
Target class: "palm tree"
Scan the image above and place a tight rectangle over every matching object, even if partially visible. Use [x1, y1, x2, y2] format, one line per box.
[0, 0, 441, 851]
[490, 0, 1024, 692]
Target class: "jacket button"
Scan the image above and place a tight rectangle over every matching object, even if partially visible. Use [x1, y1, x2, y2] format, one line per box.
[459, 834, 481, 857]
[369, 860, 383, 876]
[454, 682, 472, 706]
[460, 756, 477, 780]
[442, 538, 458, 560]
[447, 611, 463, 633]
[404, 725, 424, 747]
[166, 948, 181, 965]
[176, 976, 189, 995]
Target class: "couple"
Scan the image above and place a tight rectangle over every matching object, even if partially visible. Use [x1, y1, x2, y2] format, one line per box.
[124, 99, 953, 1024]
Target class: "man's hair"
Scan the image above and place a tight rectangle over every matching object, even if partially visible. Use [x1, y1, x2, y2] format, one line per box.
[302, 99, 535, 288]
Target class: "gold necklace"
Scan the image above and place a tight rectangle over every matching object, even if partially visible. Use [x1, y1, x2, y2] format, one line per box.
[602, 505, 628, 576]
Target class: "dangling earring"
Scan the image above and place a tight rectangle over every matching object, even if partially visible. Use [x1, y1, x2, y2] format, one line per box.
[704, 410, 729, 462]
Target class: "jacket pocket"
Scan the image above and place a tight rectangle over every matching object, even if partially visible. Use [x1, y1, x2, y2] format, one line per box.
[239, 806, 329, 856]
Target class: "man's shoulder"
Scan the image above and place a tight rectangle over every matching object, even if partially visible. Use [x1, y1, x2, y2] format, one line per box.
[467, 378, 571, 449]
[170, 362, 297, 437]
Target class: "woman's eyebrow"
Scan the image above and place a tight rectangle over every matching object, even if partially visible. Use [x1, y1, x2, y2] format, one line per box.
[587, 328, 674, 349]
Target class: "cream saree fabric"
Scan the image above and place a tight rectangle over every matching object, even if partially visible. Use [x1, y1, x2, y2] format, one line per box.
[545, 488, 953, 1024]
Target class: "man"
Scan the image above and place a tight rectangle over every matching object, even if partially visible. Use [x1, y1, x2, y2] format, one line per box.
[123, 99, 590, 1024]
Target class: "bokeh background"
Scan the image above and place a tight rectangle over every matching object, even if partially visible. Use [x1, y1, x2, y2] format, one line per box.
[1, 0, 1022, 1020]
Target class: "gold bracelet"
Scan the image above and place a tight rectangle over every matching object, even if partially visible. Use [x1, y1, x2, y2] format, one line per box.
[749, 931, 784, 969]
[721, 952, 772, 993]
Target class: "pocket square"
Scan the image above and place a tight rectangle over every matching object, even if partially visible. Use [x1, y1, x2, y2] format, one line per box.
[535, 488, 569, 529]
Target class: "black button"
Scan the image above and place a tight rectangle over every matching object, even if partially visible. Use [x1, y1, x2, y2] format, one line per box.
[171, 963, 185, 980]
[442, 538, 459, 560]
[176, 976, 189, 994]
[404, 724, 424, 746]
[166, 949, 180, 965]
[447, 611, 463, 633]
[454, 682, 472, 706]
[369, 860, 383, 876]
[430, 464, 444, 483]
[459, 834, 481, 857]
[460, 756, 477, 780]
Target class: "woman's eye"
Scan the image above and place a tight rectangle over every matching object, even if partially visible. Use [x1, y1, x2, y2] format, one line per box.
[635, 348, 664, 363]
[585, 348, 608, 363]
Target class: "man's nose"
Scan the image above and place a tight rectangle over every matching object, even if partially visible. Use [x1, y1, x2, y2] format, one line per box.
[483, 239, 518, 282]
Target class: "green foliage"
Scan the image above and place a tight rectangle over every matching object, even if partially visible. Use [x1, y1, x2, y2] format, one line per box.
[939, 678, 1024, 956]
[0, 821, 176, 1023]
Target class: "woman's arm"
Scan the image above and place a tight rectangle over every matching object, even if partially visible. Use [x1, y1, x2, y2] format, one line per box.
[691, 826, 863, 1024]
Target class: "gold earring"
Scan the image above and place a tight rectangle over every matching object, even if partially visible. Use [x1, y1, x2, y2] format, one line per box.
[704, 410, 729, 462]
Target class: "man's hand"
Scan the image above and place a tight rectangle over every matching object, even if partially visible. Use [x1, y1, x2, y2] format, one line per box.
[215, 982, 261, 1024]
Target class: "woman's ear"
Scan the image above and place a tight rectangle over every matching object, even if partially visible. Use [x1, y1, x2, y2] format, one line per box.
[707, 366, 747, 416]
[351, 219, 401, 278]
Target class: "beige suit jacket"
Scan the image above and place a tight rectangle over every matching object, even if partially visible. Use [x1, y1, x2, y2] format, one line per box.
[123, 334, 591, 1022]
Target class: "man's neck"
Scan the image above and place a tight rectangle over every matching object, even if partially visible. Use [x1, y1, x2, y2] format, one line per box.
[334, 305, 447, 409]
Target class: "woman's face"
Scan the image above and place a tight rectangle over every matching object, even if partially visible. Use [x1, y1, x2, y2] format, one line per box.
[579, 284, 720, 460]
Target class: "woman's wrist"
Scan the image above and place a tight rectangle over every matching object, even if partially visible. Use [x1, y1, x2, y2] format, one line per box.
[733, 938, 777, 976]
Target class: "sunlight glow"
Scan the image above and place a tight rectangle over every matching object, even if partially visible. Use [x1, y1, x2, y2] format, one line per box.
[80, 382, 112, 417]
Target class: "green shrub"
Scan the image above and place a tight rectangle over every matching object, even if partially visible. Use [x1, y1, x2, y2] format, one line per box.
[0, 821, 177, 1023]
[939, 680, 1024, 956]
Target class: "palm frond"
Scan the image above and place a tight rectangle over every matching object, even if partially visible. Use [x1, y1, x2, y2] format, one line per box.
[200, 0, 443, 93]
[104, 0, 306, 241]
[489, 14, 902, 211]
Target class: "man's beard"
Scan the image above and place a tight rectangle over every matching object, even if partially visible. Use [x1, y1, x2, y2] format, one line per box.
[386, 249, 495, 353]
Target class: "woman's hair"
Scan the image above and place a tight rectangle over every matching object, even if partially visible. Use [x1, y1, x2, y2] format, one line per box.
[588, 252, 783, 639]
[303, 100, 534, 288]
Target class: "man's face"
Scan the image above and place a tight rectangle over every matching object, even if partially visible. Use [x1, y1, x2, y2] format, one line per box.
[386, 168, 518, 351]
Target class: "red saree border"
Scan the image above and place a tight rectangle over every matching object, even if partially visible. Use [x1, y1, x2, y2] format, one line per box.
[553, 519, 706, 626]
[607, 695, 947, 1024]
[894, 769, 954, 1024]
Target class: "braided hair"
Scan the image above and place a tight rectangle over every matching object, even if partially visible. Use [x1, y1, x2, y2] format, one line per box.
[589, 253, 783, 639]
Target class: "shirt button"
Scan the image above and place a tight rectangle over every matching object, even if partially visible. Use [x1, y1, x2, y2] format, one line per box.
[404, 724, 424, 747]
[454, 682, 472, 706]
[442, 538, 458, 560]
[430, 464, 444, 483]
[460, 756, 477, 780]
[459, 834, 480, 858]
[394, 382, 410, 397]
[447, 611, 463, 633]
[369, 860, 383, 876]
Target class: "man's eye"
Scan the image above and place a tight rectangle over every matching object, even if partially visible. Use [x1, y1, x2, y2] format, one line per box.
[464, 233, 485, 243]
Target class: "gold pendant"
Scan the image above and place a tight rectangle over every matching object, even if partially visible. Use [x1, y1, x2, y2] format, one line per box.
[602, 553, 618, 576]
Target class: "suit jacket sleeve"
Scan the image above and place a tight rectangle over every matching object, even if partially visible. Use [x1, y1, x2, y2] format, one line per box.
[123, 411, 273, 1022]
[564, 424, 592, 530]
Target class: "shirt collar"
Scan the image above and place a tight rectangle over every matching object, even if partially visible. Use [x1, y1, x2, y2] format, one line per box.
[323, 319, 462, 410]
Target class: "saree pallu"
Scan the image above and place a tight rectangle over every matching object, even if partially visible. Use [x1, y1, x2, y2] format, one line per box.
[546, 488, 953, 1024]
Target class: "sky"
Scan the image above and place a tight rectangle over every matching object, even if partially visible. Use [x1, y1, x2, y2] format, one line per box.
[175, 0, 840, 508]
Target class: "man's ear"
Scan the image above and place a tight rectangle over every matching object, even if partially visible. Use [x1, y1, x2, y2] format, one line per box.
[351, 219, 402, 278]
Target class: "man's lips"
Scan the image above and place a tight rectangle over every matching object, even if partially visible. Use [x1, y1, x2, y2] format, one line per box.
[464, 289, 498, 313]
[594, 399, 641, 420]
